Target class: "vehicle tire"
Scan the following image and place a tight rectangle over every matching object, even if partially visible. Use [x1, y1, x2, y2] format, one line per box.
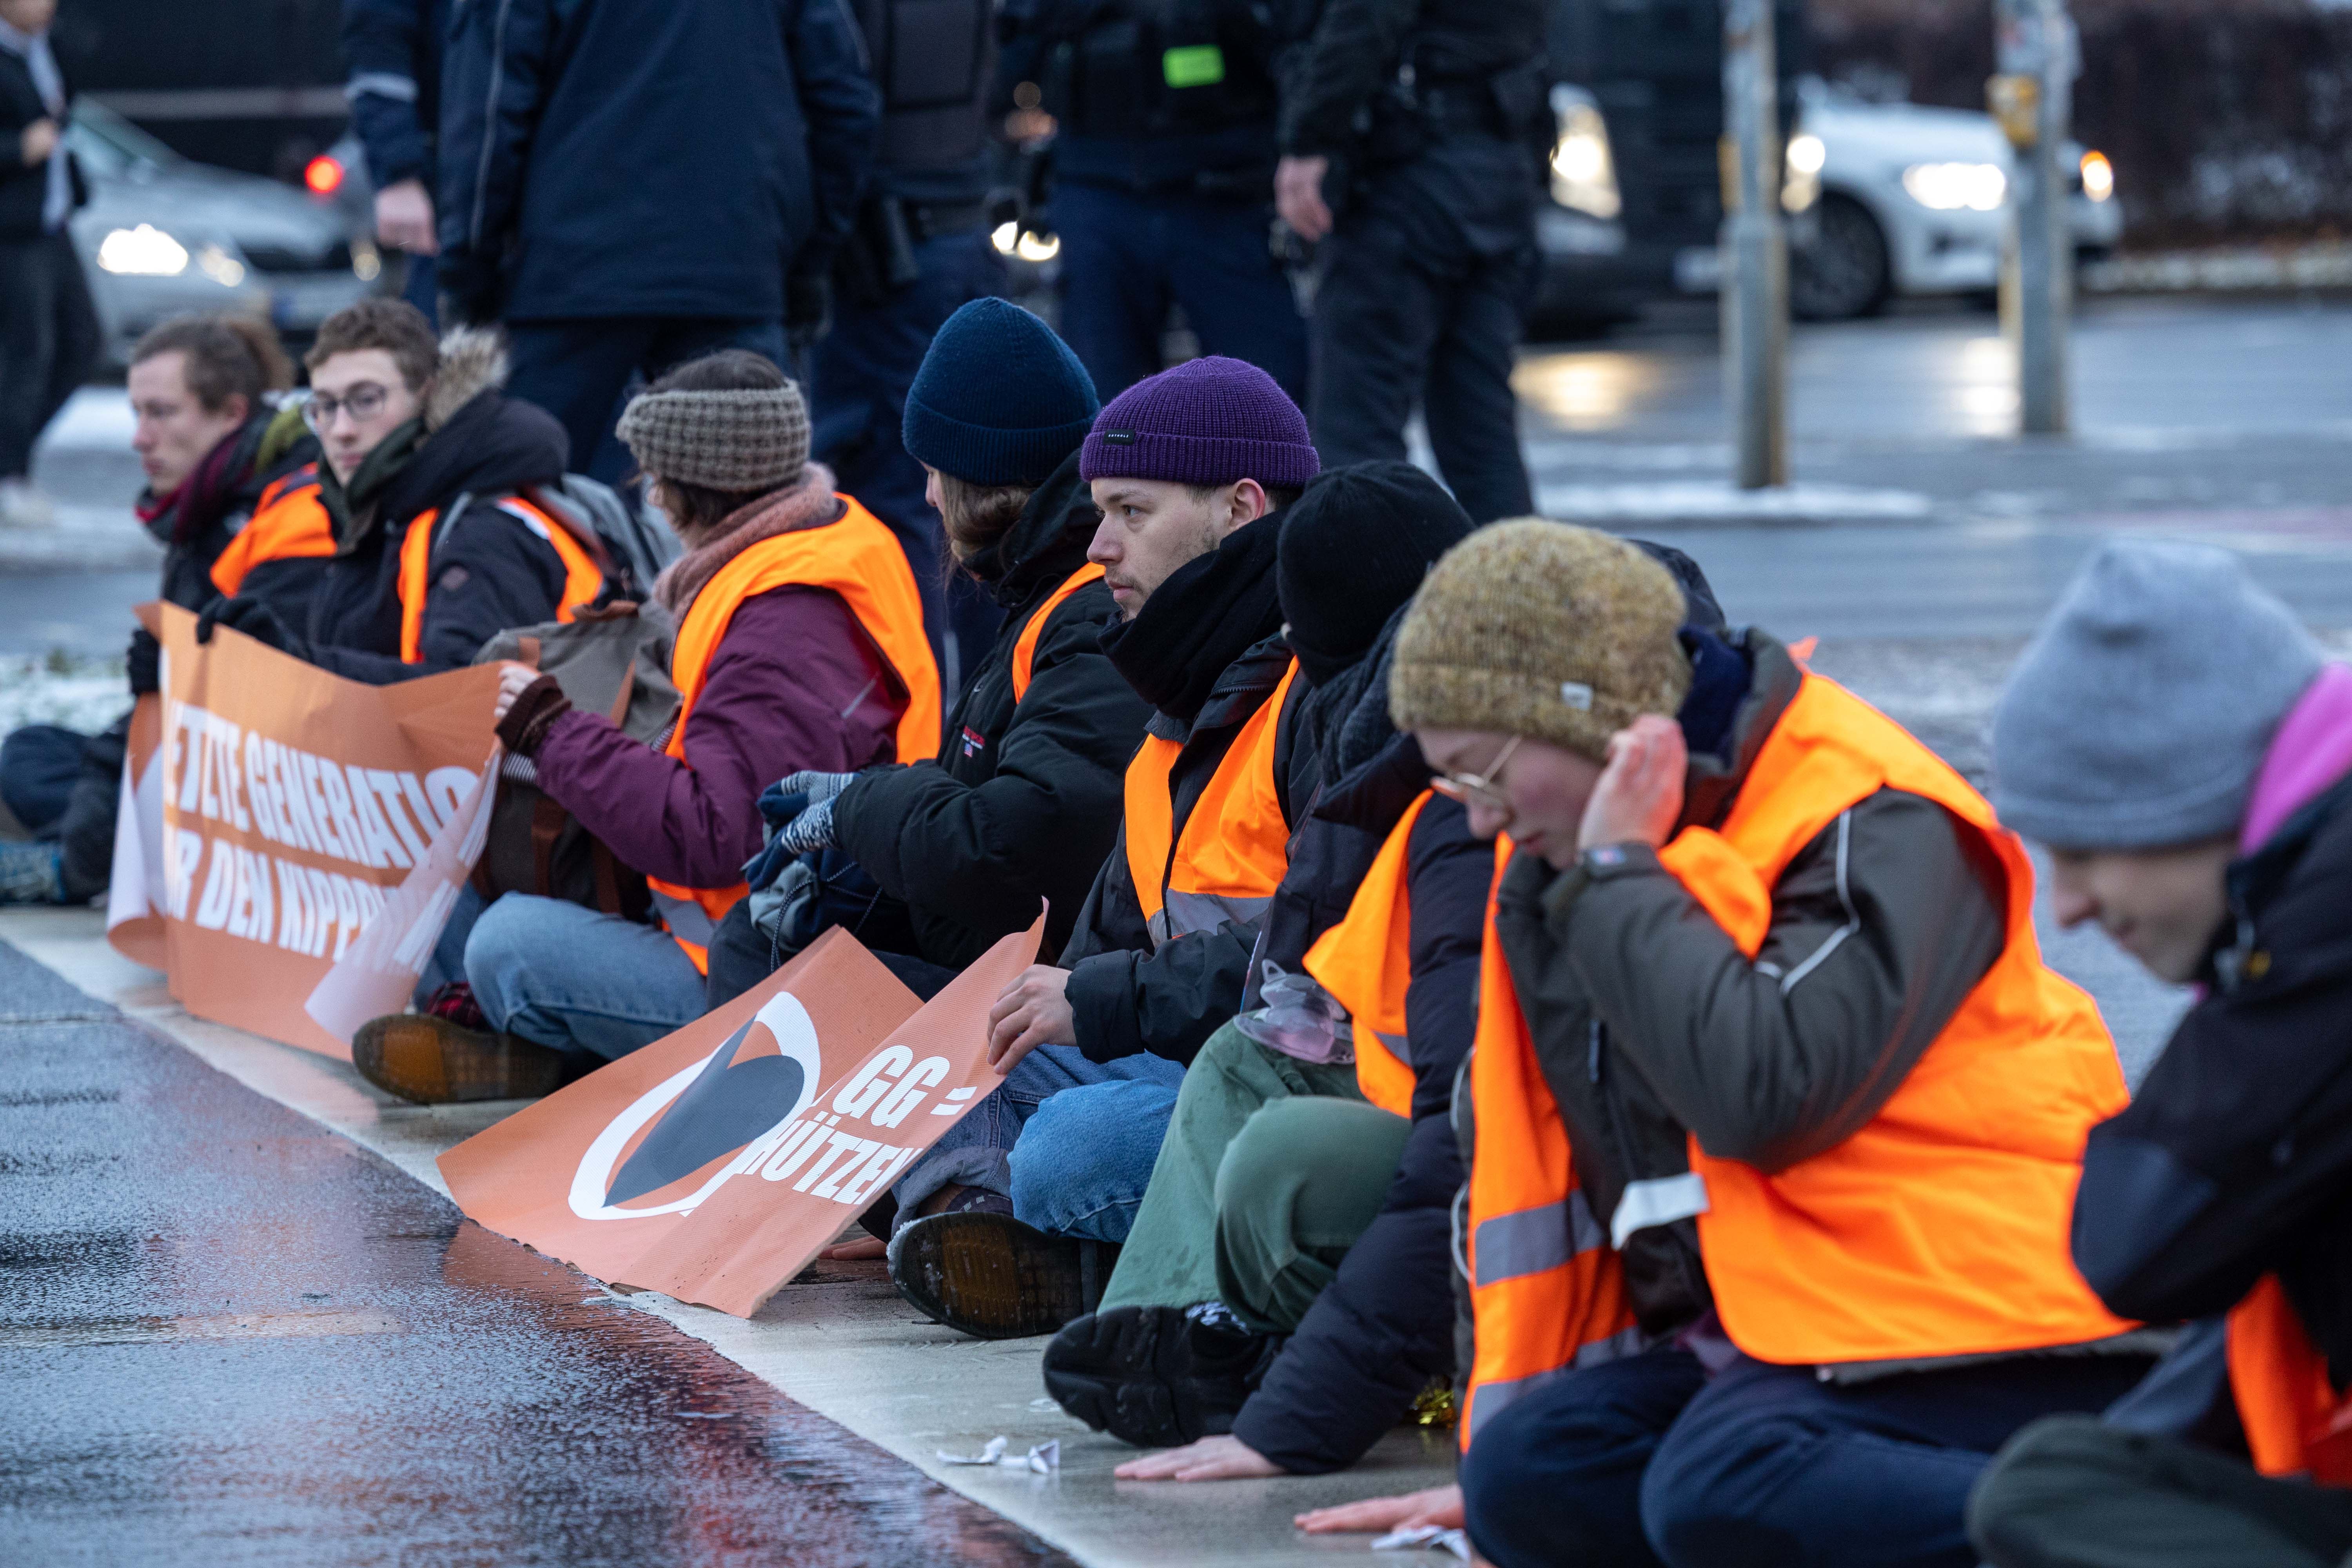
[1791, 194, 1891, 321]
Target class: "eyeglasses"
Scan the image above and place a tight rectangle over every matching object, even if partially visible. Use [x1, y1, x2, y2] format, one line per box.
[303, 382, 391, 432]
[1430, 735, 1523, 816]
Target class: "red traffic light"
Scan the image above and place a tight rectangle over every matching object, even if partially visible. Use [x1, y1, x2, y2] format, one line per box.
[303, 154, 345, 196]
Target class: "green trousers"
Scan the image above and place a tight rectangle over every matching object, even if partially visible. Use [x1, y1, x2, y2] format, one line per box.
[1100, 1020, 1413, 1334]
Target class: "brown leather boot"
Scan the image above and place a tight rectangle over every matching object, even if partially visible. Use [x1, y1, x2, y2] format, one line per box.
[351, 1014, 567, 1105]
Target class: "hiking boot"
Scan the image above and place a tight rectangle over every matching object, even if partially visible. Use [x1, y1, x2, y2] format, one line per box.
[887, 1208, 1116, 1341]
[351, 1013, 566, 1105]
[1041, 1302, 1281, 1448]
[0, 839, 64, 904]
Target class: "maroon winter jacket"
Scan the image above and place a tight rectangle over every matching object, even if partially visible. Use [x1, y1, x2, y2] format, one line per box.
[532, 586, 905, 889]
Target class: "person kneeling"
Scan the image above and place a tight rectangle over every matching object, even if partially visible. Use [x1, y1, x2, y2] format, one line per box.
[352, 353, 936, 1102]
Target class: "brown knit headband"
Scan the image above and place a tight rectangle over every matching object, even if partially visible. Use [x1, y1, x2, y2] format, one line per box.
[616, 385, 810, 492]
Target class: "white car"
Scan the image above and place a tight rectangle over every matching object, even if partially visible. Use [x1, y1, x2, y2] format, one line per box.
[1778, 84, 2122, 320]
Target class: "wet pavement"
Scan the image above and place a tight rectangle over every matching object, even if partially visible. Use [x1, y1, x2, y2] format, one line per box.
[0, 942, 1071, 1567]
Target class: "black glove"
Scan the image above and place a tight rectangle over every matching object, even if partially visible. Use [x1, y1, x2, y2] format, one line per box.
[785, 269, 834, 349]
[126, 628, 160, 696]
[194, 595, 300, 655]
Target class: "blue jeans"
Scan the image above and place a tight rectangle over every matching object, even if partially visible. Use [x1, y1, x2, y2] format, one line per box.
[1460, 1346, 2154, 1568]
[505, 317, 790, 485]
[1049, 182, 1307, 404]
[463, 893, 709, 1060]
[893, 1045, 1185, 1242]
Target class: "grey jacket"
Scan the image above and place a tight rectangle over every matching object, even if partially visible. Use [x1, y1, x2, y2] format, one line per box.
[1486, 632, 2010, 1339]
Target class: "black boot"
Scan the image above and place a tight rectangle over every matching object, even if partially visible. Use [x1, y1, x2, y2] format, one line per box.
[1041, 1302, 1281, 1448]
[887, 1204, 1118, 1340]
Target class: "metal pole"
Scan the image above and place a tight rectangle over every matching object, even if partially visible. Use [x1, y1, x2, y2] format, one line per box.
[1992, 0, 2075, 435]
[1721, 0, 1788, 488]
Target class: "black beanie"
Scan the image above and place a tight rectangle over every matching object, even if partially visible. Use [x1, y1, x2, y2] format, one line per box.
[1277, 461, 1475, 687]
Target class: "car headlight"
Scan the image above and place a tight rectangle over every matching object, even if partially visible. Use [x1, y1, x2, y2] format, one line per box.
[194, 244, 245, 288]
[2079, 149, 2114, 202]
[1783, 132, 1825, 212]
[1901, 162, 2007, 212]
[96, 223, 190, 276]
[1014, 229, 1060, 263]
[1550, 94, 1621, 221]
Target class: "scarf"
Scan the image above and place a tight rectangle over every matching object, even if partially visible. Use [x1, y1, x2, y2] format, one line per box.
[652, 462, 841, 617]
[136, 422, 253, 548]
[316, 417, 426, 552]
[1099, 509, 1286, 724]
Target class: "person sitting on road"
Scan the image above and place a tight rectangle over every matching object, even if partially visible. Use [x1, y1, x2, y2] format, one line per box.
[350, 351, 938, 1103]
[192, 297, 599, 684]
[702, 299, 1149, 1007]
[1968, 542, 2352, 1568]
[880, 356, 1321, 1339]
[1309, 522, 2161, 1568]
[0, 313, 320, 906]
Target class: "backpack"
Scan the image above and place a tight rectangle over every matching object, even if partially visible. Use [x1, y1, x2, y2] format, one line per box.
[523, 474, 681, 603]
[470, 601, 681, 920]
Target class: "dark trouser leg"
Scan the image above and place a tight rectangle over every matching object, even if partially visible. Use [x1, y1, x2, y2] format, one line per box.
[400, 251, 438, 326]
[1050, 181, 1170, 401]
[1971, 1415, 2352, 1568]
[1641, 1352, 2158, 1568]
[37, 232, 100, 463]
[55, 714, 128, 904]
[0, 232, 80, 479]
[503, 319, 659, 483]
[1164, 196, 1308, 407]
[1462, 1348, 1709, 1568]
[813, 230, 1007, 676]
[1307, 212, 1446, 471]
[1423, 241, 1536, 522]
[0, 723, 93, 837]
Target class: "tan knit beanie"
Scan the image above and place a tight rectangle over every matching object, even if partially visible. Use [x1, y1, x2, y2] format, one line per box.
[616, 384, 810, 491]
[1389, 521, 1692, 761]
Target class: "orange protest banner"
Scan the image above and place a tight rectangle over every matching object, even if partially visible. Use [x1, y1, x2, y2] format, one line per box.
[105, 601, 501, 1058]
[440, 917, 1045, 1317]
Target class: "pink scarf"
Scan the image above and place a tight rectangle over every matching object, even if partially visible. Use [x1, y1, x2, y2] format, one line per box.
[2240, 662, 2352, 853]
[653, 461, 842, 617]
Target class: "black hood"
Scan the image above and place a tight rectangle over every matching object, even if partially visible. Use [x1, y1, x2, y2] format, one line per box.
[377, 389, 569, 532]
[1099, 507, 1286, 724]
[971, 448, 1097, 609]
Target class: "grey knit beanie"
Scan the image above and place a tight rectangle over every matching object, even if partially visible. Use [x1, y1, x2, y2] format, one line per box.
[616, 384, 810, 492]
[1992, 539, 2325, 849]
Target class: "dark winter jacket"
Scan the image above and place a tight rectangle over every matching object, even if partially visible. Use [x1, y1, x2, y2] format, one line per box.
[832, 451, 1150, 969]
[0, 35, 82, 241]
[149, 409, 323, 623]
[341, 0, 448, 193]
[436, 0, 878, 322]
[2073, 766, 2352, 1411]
[1062, 512, 1315, 1066]
[299, 333, 573, 683]
[1490, 632, 2010, 1340]
[535, 587, 905, 890]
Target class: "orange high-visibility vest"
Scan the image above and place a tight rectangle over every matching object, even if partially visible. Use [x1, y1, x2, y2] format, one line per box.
[396, 494, 605, 664]
[2230, 1275, 2352, 1483]
[1465, 673, 2135, 1440]
[1123, 660, 1298, 947]
[1010, 563, 1105, 702]
[208, 466, 335, 597]
[648, 497, 942, 972]
[1303, 789, 1433, 1118]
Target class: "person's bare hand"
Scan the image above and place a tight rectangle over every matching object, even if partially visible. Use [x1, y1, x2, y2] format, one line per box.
[20, 118, 58, 166]
[817, 1234, 887, 1261]
[1114, 1434, 1285, 1483]
[1294, 1483, 1464, 1535]
[492, 661, 539, 722]
[1577, 714, 1686, 853]
[1275, 154, 1333, 243]
[985, 964, 1074, 1075]
[374, 177, 438, 254]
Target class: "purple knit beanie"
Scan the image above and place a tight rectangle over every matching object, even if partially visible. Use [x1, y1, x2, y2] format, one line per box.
[1079, 356, 1320, 490]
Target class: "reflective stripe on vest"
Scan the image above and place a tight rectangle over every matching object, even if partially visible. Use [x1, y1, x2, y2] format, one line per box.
[209, 469, 335, 597]
[1462, 830, 1640, 1449]
[2229, 1274, 2352, 1483]
[647, 497, 943, 973]
[1465, 673, 2136, 1437]
[1303, 789, 1431, 1118]
[1123, 659, 1298, 948]
[396, 495, 605, 664]
[1010, 563, 1105, 702]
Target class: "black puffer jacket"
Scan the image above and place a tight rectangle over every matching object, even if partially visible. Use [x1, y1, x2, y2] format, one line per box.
[298, 334, 573, 684]
[150, 409, 322, 622]
[831, 451, 1152, 969]
[1062, 514, 1316, 1066]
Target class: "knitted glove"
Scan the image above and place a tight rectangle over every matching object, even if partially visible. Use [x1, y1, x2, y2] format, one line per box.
[772, 794, 837, 857]
[495, 673, 573, 757]
[776, 769, 857, 807]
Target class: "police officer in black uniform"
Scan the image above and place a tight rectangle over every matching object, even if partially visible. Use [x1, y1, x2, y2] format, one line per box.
[1001, 0, 1308, 403]
[1278, 0, 1546, 523]
[341, 0, 447, 320]
[812, 0, 1007, 680]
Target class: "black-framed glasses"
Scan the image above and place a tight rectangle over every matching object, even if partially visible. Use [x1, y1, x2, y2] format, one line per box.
[303, 382, 391, 431]
[1430, 735, 1523, 816]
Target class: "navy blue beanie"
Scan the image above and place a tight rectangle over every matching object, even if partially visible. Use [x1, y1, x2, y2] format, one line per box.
[902, 299, 1100, 487]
